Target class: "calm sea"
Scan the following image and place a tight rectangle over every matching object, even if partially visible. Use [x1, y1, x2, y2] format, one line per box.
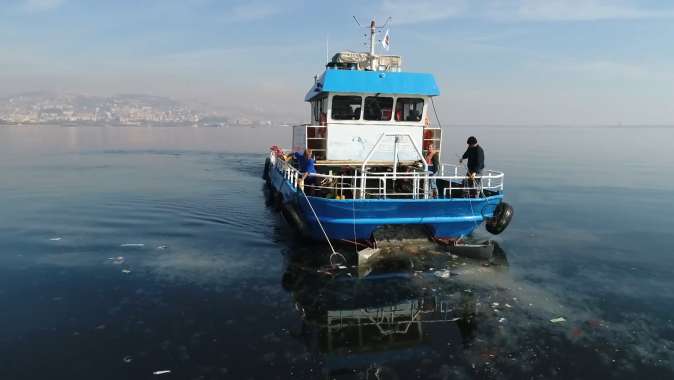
[1, 126, 673, 379]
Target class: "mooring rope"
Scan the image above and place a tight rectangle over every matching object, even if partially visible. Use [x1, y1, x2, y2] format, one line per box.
[299, 187, 337, 255]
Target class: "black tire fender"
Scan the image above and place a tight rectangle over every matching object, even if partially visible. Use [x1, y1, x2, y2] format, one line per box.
[486, 202, 513, 235]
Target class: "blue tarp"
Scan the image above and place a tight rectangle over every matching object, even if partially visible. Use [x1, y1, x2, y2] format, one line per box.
[305, 69, 440, 101]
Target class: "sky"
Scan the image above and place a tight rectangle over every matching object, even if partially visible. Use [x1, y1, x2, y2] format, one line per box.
[1, 0, 674, 125]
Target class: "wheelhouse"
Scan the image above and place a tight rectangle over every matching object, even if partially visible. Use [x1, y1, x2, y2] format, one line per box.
[295, 58, 442, 163]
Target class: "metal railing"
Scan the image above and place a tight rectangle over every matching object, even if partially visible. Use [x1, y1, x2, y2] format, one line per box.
[270, 151, 504, 200]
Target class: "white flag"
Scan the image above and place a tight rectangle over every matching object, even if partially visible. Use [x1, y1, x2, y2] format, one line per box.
[382, 29, 390, 51]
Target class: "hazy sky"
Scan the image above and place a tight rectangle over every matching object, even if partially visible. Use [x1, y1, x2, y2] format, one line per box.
[2, 0, 673, 125]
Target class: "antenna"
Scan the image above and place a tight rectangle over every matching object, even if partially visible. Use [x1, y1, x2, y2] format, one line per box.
[381, 16, 392, 29]
[352, 16, 393, 67]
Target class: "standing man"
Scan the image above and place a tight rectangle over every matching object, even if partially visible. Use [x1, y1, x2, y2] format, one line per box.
[426, 145, 440, 198]
[459, 136, 484, 175]
[459, 136, 484, 196]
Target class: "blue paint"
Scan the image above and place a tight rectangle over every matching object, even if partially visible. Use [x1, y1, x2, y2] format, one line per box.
[305, 70, 440, 101]
[268, 164, 503, 241]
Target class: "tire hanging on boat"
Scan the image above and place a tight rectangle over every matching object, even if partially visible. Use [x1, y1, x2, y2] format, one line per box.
[281, 201, 309, 237]
[485, 202, 513, 235]
[262, 157, 271, 181]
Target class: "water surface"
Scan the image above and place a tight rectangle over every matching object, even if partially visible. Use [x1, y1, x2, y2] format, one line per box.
[1, 126, 673, 379]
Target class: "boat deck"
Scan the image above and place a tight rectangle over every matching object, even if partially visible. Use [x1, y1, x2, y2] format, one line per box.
[269, 151, 504, 201]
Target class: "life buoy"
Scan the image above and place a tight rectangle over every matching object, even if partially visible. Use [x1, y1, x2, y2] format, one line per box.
[486, 202, 513, 235]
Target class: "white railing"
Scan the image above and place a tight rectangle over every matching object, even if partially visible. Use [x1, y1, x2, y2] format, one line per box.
[270, 151, 504, 200]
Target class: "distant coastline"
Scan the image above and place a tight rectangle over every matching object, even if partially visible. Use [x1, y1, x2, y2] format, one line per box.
[0, 92, 283, 128]
[0, 121, 278, 128]
[3, 122, 672, 129]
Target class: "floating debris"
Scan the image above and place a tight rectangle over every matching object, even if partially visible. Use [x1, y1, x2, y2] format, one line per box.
[108, 256, 125, 265]
[505, 303, 512, 308]
[123, 356, 133, 363]
[49, 237, 62, 241]
[121, 243, 144, 247]
[121, 269, 131, 274]
[433, 270, 451, 279]
[153, 370, 171, 375]
[498, 318, 506, 323]
[550, 317, 567, 323]
[156, 245, 168, 250]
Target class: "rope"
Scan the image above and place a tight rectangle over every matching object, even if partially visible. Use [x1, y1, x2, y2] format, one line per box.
[430, 97, 443, 129]
[329, 251, 348, 267]
[299, 188, 337, 255]
[461, 161, 482, 232]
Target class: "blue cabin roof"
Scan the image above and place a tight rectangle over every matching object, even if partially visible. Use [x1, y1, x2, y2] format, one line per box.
[305, 69, 440, 101]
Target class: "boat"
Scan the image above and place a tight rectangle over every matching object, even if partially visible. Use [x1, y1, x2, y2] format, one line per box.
[264, 20, 513, 244]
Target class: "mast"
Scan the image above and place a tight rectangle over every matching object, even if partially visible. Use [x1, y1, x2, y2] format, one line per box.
[369, 19, 376, 70]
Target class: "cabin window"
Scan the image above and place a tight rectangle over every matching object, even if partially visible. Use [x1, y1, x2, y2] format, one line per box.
[311, 96, 327, 124]
[331, 96, 362, 120]
[395, 98, 424, 122]
[364, 96, 393, 121]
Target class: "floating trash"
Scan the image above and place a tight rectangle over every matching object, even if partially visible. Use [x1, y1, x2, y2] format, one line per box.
[123, 356, 133, 363]
[433, 270, 451, 279]
[121, 243, 144, 247]
[498, 318, 506, 323]
[121, 269, 131, 274]
[108, 256, 125, 265]
[550, 317, 567, 323]
[153, 370, 171, 375]
[49, 237, 62, 241]
[156, 245, 168, 250]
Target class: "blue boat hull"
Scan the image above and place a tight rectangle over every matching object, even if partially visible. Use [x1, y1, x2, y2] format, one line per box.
[268, 163, 502, 241]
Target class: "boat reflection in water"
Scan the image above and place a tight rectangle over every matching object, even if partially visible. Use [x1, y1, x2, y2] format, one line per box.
[281, 242, 509, 379]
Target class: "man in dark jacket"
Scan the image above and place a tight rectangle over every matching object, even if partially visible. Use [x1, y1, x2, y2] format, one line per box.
[459, 136, 484, 175]
[459, 136, 484, 197]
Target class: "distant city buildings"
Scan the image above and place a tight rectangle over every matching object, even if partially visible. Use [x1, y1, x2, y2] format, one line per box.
[0, 93, 280, 127]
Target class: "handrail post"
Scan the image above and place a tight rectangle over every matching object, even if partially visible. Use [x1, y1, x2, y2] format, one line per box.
[382, 178, 387, 199]
[424, 171, 429, 199]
